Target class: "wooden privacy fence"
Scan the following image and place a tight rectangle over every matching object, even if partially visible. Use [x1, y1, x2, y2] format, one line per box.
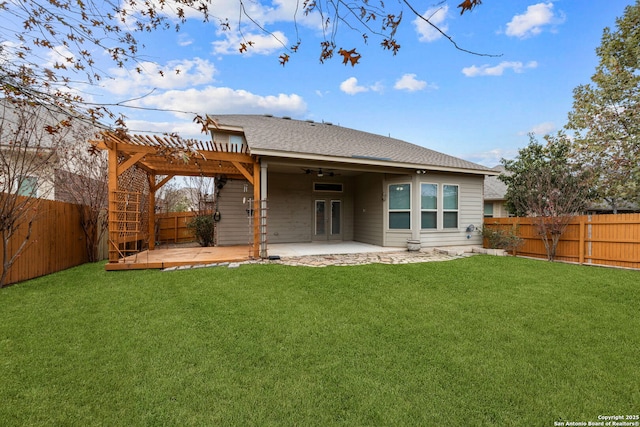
[156, 211, 198, 244]
[484, 213, 640, 269]
[1, 197, 90, 286]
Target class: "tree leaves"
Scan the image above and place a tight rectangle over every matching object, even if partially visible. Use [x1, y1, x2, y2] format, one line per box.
[566, 2, 640, 210]
[338, 48, 361, 66]
[500, 134, 592, 260]
[457, 0, 483, 15]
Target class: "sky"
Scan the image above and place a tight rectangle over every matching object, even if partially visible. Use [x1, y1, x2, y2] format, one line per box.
[79, 0, 636, 167]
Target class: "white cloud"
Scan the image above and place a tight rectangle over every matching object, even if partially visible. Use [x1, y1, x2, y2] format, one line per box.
[464, 148, 519, 167]
[340, 77, 367, 95]
[105, 58, 217, 96]
[394, 74, 437, 92]
[339, 77, 383, 95]
[211, 31, 288, 55]
[519, 121, 556, 136]
[177, 34, 194, 47]
[44, 44, 76, 69]
[413, 5, 449, 42]
[462, 61, 538, 77]
[137, 86, 307, 117]
[125, 119, 204, 138]
[505, 2, 563, 39]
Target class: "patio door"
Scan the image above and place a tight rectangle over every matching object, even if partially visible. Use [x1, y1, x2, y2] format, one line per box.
[314, 199, 342, 241]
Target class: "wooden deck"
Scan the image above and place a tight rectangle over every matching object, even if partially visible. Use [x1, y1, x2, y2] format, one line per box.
[105, 245, 254, 271]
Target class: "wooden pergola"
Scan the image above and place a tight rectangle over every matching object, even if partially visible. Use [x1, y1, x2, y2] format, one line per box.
[92, 131, 262, 266]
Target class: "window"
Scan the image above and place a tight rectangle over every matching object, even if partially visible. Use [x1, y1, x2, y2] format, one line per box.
[212, 132, 247, 151]
[388, 183, 411, 229]
[314, 183, 343, 192]
[443, 185, 458, 228]
[229, 134, 245, 151]
[484, 202, 494, 218]
[17, 176, 38, 197]
[421, 183, 437, 229]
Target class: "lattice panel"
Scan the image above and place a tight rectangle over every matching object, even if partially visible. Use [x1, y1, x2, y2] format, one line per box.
[108, 159, 150, 261]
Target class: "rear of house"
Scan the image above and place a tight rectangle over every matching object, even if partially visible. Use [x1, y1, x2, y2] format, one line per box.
[209, 115, 495, 252]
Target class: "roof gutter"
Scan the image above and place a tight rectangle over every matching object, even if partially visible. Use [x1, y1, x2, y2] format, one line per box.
[250, 148, 498, 176]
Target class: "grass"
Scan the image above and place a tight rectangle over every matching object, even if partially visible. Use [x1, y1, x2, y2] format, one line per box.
[0, 256, 638, 426]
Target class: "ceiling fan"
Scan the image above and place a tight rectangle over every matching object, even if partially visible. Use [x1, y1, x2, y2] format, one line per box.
[301, 168, 337, 177]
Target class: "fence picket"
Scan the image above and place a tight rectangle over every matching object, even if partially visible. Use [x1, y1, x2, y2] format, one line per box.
[484, 214, 640, 269]
[0, 196, 91, 286]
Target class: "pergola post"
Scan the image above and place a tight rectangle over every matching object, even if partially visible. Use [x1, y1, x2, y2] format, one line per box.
[107, 142, 119, 263]
[148, 174, 156, 251]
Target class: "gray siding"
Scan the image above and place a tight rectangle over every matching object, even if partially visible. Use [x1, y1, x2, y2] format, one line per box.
[383, 173, 484, 248]
[216, 179, 255, 245]
[266, 172, 355, 244]
[266, 173, 312, 243]
[419, 174, 484, 247]
[354, 173, 384, 245]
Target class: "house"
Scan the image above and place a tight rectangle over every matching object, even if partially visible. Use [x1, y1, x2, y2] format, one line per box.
[483, 165, 510, 218]
[0, 98, 107, 202]
[96, 114, 497, 265]
[207, 114, 496, 253]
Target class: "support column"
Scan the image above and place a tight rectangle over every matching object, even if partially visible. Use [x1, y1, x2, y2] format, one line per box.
[148, 174, 156, 251]
[252, 159, 261, 259]
[260, 161, 268, 258]
[107, 143, 119, 263]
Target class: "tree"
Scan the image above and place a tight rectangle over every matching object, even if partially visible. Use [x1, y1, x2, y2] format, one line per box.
[1, 0, 487, 130]
[0, 100, 64, 287]
[500, 134, 592, 261]
[53, 125, 109, 262]
[566, 1, 640, 212]
[156, 180, 190, 214]
[185, 176, 216, 213]
[183, 176, 217, 246]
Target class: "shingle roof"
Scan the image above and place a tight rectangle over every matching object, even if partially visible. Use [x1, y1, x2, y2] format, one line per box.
[484, 165, 508, 200]
[208, 114, 493, 174]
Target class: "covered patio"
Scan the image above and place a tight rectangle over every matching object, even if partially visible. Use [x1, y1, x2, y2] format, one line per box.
[103, 241, 406, 270]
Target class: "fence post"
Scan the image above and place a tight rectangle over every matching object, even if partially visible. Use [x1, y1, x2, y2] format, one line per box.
[579, 220, 585, 265]
[174, 216, 178, 243]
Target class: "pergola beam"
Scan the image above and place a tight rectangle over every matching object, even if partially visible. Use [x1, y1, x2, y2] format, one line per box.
[117, 152, 146, 176]
[151, 174, 175, 193]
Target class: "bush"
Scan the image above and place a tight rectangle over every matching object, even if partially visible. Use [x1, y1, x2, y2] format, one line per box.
[187, 214, 215, 247]
[482, 223, 524, 254]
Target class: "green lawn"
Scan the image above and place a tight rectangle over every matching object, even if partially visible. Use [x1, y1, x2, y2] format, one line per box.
[0, 256, 638, 426]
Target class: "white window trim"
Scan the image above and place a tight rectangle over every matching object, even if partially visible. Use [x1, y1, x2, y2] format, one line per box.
[387, 182, 412, 231]
[420, 182, 438, 230]
[442, 183, 459, 229]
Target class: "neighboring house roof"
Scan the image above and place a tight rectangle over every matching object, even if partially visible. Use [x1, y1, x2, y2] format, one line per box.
[484, 165, 508, 201]
[207, 114, 495, 176]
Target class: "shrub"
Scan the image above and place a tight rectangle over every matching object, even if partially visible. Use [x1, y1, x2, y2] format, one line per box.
[482, 223, 524, 254]
[187, 214, 215, 247]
